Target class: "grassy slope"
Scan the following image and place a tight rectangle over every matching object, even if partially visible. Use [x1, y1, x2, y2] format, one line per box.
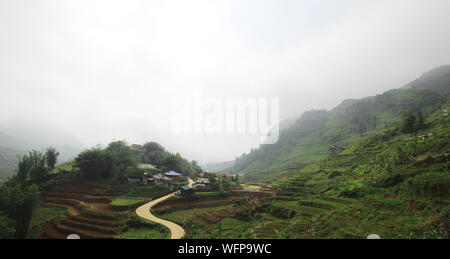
[118, 212, 170, 239]
[28, 203, 69, 238]
[110, 198, 144, 206]
[126, 186, 172, 199]
[238, 68, 449, 182]
[265, 104, 450, 238]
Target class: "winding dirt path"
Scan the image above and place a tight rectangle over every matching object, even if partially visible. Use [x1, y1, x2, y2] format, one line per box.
[135, 178, 193, 239]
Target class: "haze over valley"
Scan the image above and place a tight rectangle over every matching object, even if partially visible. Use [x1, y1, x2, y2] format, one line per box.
[0, 0, 449, 241]
[2, 0, 450, 165]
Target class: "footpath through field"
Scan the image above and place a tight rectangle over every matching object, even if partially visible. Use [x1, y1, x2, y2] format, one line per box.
[135, 178, 193, 239]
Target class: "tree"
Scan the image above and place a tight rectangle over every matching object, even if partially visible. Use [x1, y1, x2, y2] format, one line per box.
[29, 151, 49, 184]
[16, 150, 49, 184]
[372, 115, 377, 130]
[401, 112, 416, 134]
[105, 140, 135, 179]
[75, 148, 111, 180]
[417, 111, 425, 130]
[0, 212, 15, 239]
[146, 150, 166, 166]
[163, 155, 181, 172]
[0, 182, 40, 238]
[17, 155, 32, 183]
[143, 142, 165, 153]
[45, 147, 59, 170]
[15, 184, 40, 238]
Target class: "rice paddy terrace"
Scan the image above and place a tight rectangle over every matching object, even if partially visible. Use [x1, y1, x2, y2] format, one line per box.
[41, 185, 127, 239]
[259, 109, 450, 238]
[250, 195, 356, 239]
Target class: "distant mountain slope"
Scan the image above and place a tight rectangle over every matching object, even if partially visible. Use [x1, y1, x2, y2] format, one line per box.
[403, 65, 450, 95]
[0, 147, 26, 179]
[201, 160, 236, 172]
[201, 117, 298, 173]
[224, 66, 450, 182]
[0, 123, 86, 179]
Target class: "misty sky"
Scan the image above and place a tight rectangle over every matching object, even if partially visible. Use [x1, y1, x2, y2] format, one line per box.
[1, 0, 450, 163]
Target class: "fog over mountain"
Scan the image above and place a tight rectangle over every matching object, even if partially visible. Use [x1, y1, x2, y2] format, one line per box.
[1, 0, 450, 163]
[0, 122, 85, 161]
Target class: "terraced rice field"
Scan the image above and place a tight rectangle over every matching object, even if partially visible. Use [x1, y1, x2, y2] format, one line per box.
[252, 196, 356, 238]
[41, 185, 126, 239]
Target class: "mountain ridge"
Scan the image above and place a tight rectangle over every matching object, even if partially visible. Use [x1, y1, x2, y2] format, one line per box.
[220, 66, 450, 181]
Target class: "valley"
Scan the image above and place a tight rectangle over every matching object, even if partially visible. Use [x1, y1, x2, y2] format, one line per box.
[0, 66, 449, 239]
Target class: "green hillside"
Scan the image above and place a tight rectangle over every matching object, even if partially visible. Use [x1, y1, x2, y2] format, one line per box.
[258, 104, 449, 238]
[227, 66, 450, 182]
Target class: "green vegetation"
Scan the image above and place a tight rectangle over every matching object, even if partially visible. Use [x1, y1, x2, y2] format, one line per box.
[45, 147, 59, 170]
[241, 184, 261, 191]
[158, 204, 233, 224]
[139, 141, 202, 177]
[51, 160, 75, 174]
[224, 67, 449, 182]
[157, 203, 257, 239]
[119, 213, 169, 239]
[196, 192, 227, 198]
[111, 198, 144, 206]
[0, 148, 57, 238]
[27, 204, 68, 238]
[193, 67, 450, 239]
[0, 182, 41, 238]
[126, 186, 172, 199]
[75, 140, 136, 181]
[196, 172, 239, 192]
[3, 66, 450, 239]
[263, 103, 449, 238]
[0, 138, 200, 239]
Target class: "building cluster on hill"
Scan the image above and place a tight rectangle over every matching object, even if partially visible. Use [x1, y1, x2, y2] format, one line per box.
[127, 166, 184, 187]
[191, 172, 235, 190]
[192, 173, 210, 190]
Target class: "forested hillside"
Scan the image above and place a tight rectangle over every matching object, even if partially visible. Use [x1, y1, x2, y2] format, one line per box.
[261, 104, 449, 238]
[226, 66, 450, 182]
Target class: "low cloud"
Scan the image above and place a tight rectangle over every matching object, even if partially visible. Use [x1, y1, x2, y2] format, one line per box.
[1, 0, 450, 163]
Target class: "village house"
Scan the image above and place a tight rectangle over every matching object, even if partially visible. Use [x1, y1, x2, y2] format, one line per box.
[179, 186, 195, 197]
[193, 173, 211, 190]
[153, 173, 171, 182]
[151, 173, 170, 187]
[195, 177, 210, 185]
[164, 171, 183, 182]
[142, 173, 155, 185]
[131, 144, 143, 150]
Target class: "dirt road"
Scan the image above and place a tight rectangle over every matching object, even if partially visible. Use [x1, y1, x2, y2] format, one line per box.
[135, 178, 193, 239]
